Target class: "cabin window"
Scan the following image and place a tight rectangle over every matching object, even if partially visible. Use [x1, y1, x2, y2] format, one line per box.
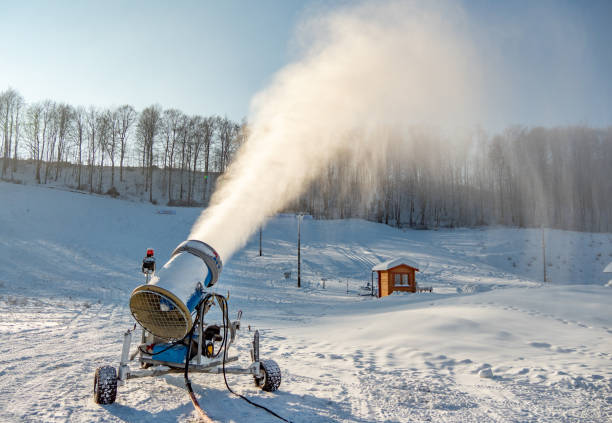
[394, 273, 409, 286]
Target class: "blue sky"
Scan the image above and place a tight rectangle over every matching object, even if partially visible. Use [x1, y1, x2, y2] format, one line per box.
[1, 0, 610, 129]
[0, 0, 313, 118]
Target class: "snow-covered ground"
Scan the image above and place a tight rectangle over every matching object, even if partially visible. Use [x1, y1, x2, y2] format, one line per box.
[0, 181, 610, 422]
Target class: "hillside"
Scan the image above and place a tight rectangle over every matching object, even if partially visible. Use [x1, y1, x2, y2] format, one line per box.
[0, 182, 610, 422]
[3, 160, 221, 206]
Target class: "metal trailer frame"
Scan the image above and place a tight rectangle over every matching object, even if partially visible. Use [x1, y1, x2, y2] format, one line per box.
[93, 292, 282, 410]
[116, 301, 264, 386]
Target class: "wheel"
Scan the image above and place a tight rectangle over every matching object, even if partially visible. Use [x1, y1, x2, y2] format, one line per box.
[93, 365, 117, 404]
[254, 359, 281, 392]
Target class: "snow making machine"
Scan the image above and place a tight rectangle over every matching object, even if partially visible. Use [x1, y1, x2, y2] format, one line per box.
[93, 240, 281, 414]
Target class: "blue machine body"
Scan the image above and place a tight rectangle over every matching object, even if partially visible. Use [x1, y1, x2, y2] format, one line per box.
[185, 283, 206, 313]
[151, 342, 190, 364]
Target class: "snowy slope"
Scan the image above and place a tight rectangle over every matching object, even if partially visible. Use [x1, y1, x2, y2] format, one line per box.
[5, 160, 221, 206]
[0, 181, 610, 422]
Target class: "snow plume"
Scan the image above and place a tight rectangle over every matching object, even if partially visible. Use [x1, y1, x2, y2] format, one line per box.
[189, 1, 482, 260]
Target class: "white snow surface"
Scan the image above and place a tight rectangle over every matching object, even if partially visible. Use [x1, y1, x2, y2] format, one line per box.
[0, 181, 611, 422]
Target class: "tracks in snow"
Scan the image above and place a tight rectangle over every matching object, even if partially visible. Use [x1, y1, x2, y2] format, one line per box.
[264, 332, 611, 423]
[0, 297, 131, 423]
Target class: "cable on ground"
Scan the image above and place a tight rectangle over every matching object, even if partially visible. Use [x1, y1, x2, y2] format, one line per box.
[183, 294, 293, 423]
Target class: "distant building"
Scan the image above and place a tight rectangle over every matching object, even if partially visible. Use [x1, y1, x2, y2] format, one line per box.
[372, 258, 420, 298]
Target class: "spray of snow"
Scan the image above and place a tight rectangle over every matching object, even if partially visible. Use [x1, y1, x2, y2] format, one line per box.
[189, 1, 482, 260]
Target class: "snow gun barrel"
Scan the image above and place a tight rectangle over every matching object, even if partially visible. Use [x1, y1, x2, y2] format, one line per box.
[129, 240, 223, 339]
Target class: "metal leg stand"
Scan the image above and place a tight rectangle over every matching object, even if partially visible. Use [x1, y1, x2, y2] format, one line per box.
[118, 327, 134, 385]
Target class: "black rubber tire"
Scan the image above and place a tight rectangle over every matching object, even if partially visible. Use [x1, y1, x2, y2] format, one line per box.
[93, 365, 117, 404]
[255, 359, 281, 392]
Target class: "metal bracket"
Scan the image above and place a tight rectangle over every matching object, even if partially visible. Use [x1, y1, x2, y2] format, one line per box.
[118, 326, 135, 385]
[253, 330, 260, 363]
[197, 301, 204, 364]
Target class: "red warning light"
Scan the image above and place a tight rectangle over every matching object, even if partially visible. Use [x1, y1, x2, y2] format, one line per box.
[146, 248, 154, 257]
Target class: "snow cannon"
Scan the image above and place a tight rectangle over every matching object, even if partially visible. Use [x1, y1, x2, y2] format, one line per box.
[94, 242, 283, 418]
[129, 240, 222, 340]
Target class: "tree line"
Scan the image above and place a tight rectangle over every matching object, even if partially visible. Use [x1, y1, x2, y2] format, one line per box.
[0, 88, 245, 206]
[1, 87, 610, 232]
[293, 125, 612, 232]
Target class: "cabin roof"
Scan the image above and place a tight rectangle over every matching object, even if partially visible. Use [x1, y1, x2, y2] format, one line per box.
[372, 257, 419, 271]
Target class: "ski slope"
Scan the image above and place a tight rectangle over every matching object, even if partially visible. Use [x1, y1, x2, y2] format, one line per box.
[0, 181, 610, 422]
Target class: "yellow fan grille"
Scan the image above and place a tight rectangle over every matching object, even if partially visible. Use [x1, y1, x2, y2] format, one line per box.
[129, 285, 193, 340]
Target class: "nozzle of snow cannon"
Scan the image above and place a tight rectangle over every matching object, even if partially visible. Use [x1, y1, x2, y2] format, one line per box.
[129, 240, 223, 340]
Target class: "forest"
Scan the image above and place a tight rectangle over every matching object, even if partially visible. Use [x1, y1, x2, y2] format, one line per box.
[1, 87, 610, 232]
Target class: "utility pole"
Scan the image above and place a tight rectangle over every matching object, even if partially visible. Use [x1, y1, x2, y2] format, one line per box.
[297, 214, 302, 288]
[259, 226, 262, 257]
[542, 226, 547, 283]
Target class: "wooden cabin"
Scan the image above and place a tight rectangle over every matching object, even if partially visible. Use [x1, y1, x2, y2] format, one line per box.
[372, 258, 420, 298]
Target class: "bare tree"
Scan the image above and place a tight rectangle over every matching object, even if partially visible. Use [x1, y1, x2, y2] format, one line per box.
[136, 105, 162, 203]
[11, 97, 23, 175]
[0, 88, 24, 178]
[188, 116, 206, 205]
[86, 107, 98, 193]
[105, 109, 119, 188]
[54, 103, 73, 181]
[72, 107, 86, 188]
[96, 110, 113, 192]
[43, 103, 60, 184]
[177, 114, 192, 201]
[116, 105, 136, 182]
[24, 103, 43, 181]
[215, 116, 240, 173]
[39, 100, 57, 184]
[201, 116, 216, 202]
[161, 109, 182, 201]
